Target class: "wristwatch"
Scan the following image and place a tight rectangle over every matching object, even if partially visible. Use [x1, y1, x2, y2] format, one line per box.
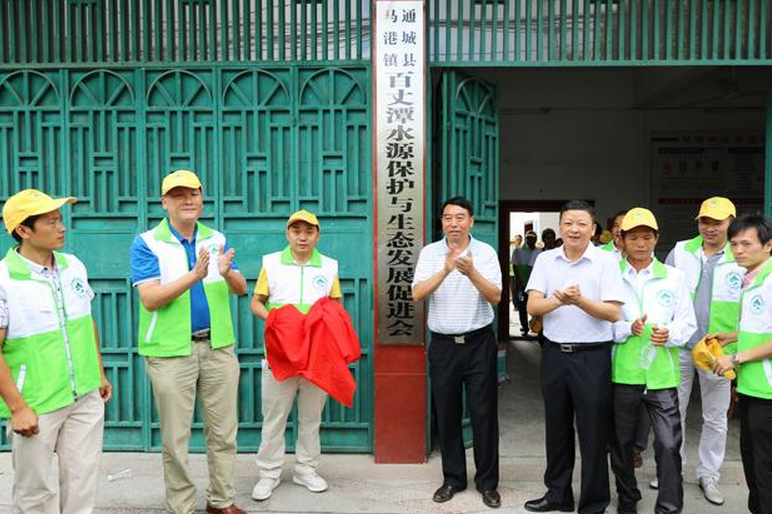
[730, 353, 740, 367]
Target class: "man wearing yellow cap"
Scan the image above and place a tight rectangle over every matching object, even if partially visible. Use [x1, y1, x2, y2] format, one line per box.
[609, 208, 696, 514]
[130, 170, 247, 514]
[0, 189, 112, 513]
[658, 196, 743, 504]
[250, 209, 340, 501]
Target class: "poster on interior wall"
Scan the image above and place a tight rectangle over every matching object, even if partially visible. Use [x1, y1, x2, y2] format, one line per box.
[650, 131, 764, 252]
[375, 1, 425, 344]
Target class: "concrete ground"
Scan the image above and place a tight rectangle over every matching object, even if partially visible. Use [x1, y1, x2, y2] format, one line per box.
[0, 308, 752, 513]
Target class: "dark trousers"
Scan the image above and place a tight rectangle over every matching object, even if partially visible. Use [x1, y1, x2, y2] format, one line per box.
[541, 340, 612, 514]
[635, 402, 651, 452]
[429, 325, 499, 491]
[739, 394, 772, 514]
[610, 385, 683, 514]
[518, 291, 530, 333]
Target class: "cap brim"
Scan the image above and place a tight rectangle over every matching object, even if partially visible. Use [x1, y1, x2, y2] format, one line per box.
[30, 197, 77, 217]
[695, 213, 732, 221]
[5, 197, 77, 234]
[286, 219, 319, 228]
[162, 184, 202, 195]
[622, 223, 658, 231]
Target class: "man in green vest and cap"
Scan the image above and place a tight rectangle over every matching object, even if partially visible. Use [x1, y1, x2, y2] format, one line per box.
[609, 207, 696, 514]
[660, 196, 743, 504]
[711, 213, 772, 514]
[130, 170, 248, 514]
[0, 189, 113, 513]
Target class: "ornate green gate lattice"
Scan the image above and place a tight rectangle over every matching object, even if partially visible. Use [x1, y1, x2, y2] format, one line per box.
[0, 66, 373, 452]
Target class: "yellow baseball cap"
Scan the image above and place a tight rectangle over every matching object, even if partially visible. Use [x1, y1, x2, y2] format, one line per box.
[696, 197, 736, 220]
[286, 209, 320, 229]
[2, 189, 77, 234]
[161, 169, 202, 195]
[621, 207, 659, 231]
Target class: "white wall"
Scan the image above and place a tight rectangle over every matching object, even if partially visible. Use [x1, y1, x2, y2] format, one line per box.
[509, 211, 560, 245]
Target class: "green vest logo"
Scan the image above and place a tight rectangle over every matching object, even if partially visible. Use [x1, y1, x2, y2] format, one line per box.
[70, 278, 87, 299]
[312, 275, 329, 291]
[656, 289, 675, 307]
[725, 271, 743, 291]
[750, 295, 765, 316]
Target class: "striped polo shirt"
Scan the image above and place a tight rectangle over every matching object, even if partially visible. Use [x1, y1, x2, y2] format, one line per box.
[413, 236, 502, 335]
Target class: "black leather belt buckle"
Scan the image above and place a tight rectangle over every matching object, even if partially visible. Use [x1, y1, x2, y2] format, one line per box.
[559, 344, 575, 353]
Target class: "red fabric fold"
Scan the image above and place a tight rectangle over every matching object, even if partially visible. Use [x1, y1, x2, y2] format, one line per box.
[264, 298, 361, 407]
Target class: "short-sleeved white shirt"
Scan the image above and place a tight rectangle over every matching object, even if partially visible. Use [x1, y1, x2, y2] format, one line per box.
[413, 236, 502, 335]
[526, 242, 625, 343]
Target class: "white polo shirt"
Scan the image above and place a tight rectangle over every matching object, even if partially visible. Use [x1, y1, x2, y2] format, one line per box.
[413, 236, 502, 335]
[254, 246, 340, 313]
[527, 242, 625, 343]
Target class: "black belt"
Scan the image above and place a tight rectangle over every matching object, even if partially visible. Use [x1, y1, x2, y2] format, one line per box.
[191, 329, 211, 342]
[432, 324, 491, 345]
[548, 340, 607, 353]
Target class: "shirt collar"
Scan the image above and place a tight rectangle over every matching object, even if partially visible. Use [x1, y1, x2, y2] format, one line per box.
[624, 259, 654, 278]
[556, 241, 596, 263]
[168, 222, 197, 245]
[280, 245, 322, 267]
[15, 249, 56, 277]
[443, 235, 476, 252]
[697, 245, 725, 261]
[742, 258, 772, 290]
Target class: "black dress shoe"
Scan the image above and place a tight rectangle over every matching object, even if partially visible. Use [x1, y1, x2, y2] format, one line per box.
[524, 495, 575, 512]
[480, 489, 501, 508]
[432, 484, 466, 503]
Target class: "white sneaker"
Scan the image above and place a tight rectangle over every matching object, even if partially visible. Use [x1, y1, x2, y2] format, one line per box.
[699, 477, 725, 505]
[251, 477, 280, 501]
[649, 477, 658, 490]
[293, 471, 329, 493]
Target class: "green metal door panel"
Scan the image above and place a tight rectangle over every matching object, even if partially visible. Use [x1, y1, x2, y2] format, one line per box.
[0, 70, 64, 195]
[220, 69, 293, 216]
[436, 70, 499, 447]
[145, 69, 218, 219]
[0, 65, 373, 453]
[438, 71, 499, 248]
[297, 68, 370, 217]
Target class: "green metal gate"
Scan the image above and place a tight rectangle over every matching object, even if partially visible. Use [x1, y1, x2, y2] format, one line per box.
[434, 69, 499, 446]
[0, 65, 373, 452]
[436, 70, 499, 243]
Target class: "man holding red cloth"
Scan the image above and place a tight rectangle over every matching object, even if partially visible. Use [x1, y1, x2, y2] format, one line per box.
[250, 209, 356, 502]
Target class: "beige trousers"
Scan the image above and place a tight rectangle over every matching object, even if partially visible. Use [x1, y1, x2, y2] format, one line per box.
[10, 390, 104, 514]
[255, 365, 328, 479]
[145, 341, 240, 514]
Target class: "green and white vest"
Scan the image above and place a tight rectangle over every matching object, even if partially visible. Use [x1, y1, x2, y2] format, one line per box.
[137, 219, 235, 357]
[600, 240, 623, 263]
[671, 235, 743, 335]
[612, 259, 690, 389]
[262, 246, 338, 313]
[0, 248, 101, 417]
[736, 258, 772, 400]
